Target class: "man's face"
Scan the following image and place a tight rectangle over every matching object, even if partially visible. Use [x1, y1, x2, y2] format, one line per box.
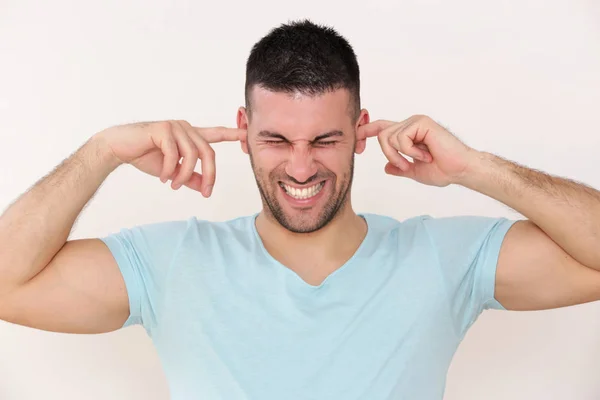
[237, 87, 369, 233]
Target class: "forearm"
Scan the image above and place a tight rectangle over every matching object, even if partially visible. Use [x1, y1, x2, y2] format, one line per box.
[0, 134, 122, 294]
[459, 151, 600, 271]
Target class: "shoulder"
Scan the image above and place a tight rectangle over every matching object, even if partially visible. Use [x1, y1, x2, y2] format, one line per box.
[109, 214, 257, 247]
[190, 214, 256, 234]
[363, 212, 516, 247]
[361, 213, 429, 229]
[182, 214, 257, 248]
[418, 214, 516, 243]
[361, 213, 434, 238]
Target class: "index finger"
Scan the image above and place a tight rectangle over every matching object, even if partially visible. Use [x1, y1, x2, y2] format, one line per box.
[196, 126, 245, 143]
[357, 120, 395, 139]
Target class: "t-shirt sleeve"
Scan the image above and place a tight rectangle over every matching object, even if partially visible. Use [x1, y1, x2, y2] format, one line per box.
[99, 218, 192, 333]
[421, 215, 518, 337]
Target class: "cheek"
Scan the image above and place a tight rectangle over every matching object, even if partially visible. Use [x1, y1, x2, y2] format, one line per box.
[255, 147, 288, 170]
[251, 148, 287, 180]
[313, 147, 353, 171]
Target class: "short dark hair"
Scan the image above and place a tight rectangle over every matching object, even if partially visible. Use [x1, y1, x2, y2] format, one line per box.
[244, 19, 361, 121]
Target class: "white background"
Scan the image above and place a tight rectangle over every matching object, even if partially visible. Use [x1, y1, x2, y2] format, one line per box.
[1, 0, 600, 399]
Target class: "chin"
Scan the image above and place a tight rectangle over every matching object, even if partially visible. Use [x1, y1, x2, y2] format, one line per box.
[259, 178, 349, 234]
[274, 201, 341, 234]
[280, 212, 327, 234]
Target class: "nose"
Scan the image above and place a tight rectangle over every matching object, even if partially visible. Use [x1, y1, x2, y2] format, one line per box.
[285, 143, 318, 184]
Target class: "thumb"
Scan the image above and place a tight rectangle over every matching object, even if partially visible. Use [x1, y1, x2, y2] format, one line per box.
[384, 162, 415, 179]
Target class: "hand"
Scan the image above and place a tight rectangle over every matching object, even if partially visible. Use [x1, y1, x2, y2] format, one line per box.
[358, 115, 477, 187]
[95, 120, 244, 197]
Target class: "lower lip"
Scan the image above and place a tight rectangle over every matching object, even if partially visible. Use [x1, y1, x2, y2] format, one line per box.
[280, 181, 327, 208]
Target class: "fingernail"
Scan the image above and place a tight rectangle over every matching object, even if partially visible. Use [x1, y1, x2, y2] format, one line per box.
[205, 185, 213, 196]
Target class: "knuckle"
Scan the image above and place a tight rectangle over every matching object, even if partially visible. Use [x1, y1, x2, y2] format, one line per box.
[188, 147, 199, 159]
[167, 134, 178, 149]
[159, 120, 174, 134]
[166, 143, 178, 157]
[203, 145, 216, 159]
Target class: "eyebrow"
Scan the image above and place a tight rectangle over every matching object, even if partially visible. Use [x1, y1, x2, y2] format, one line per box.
[257, 130, 344, 141]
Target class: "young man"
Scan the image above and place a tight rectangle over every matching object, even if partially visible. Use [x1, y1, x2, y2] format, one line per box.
[1, 19, 599, 399]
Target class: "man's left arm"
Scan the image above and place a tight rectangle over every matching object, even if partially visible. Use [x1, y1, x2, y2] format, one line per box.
[359, 115, 600, 311]
[458, 152, 600, 311]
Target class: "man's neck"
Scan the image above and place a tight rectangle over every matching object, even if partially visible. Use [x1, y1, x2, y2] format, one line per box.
[255, 207, 368, 285]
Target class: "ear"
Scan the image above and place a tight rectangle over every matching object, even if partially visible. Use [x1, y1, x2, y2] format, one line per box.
[354, 109, 370, 154]
[237, 107, 249, 154]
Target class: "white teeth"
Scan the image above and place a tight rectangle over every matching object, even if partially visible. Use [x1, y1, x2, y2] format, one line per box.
[282, 182, 324, 200]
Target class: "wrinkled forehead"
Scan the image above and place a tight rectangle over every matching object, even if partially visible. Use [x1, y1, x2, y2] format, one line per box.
[248, 86, 354, 141]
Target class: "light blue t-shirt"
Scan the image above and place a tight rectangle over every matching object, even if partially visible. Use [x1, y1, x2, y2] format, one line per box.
[100, 213, 516, 400]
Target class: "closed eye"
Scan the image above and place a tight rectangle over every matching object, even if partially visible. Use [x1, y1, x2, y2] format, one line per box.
[263, 140, 337, 146]
[314, 141, 337, 146]
[264, 140, 286, 145]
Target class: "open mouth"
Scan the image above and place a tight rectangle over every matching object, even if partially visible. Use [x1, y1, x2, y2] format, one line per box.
[279, 181, 325, 200]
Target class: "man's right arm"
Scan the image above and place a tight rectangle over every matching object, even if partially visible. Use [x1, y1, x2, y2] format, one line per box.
[0, 121, 243, 334]
[0, 134, 129, 333]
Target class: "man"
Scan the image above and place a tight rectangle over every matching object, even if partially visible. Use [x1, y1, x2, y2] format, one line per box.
[0, 19, 599, 399]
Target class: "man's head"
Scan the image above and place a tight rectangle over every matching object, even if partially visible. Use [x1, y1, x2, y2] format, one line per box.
[237, 19, 369, 233]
